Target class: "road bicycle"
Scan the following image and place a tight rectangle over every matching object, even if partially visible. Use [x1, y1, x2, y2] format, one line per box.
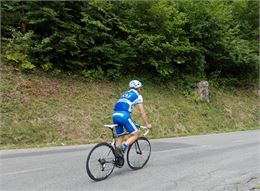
[86, 124, 151, 181]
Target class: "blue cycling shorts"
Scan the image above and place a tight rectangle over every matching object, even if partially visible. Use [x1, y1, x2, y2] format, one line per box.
[112, 111, 139, 136]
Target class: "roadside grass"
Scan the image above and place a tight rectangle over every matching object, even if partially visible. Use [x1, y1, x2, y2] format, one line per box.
[0, 63, 259, 149]
[255, 184, 260, 190]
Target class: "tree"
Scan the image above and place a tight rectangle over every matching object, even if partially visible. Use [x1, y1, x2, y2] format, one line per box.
[2, 0, 259, 83]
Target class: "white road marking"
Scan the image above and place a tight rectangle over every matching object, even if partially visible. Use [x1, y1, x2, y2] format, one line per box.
[232, 140, 246, 143]
[154, 148, 182, 153]
[155, 145, 208, 153]
[0, 168, 45, 176]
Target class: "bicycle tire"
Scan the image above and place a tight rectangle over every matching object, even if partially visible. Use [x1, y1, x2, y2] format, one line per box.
[86, 142, 115, 181]
[126, 137, 151, 170]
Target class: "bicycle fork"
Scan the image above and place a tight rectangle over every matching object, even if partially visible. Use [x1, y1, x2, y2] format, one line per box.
[134, 141, 142, 155]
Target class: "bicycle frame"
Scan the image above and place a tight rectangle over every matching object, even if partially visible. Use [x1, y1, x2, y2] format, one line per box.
[86, 125, 151, 181]
[105, 124, 149, 167]
[107, 127, 128, 149]
[104, 124, 149, 143]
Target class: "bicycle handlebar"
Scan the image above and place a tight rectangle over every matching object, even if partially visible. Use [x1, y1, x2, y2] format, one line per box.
[140, 126, 150, 136]
[104, 124, 150, 136]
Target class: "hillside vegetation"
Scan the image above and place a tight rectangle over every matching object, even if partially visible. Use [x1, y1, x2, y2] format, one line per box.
[2, 1, 258, 82]
[0, 63, 258, 149]
[1, 0, 259, 149]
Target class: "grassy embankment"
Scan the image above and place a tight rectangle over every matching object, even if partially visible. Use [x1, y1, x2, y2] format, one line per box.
[0, 63, 259, 149]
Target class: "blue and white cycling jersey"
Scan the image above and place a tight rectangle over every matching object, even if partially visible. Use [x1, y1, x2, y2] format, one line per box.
[113, 89, 143, 135]
[114, 89, 143, 113]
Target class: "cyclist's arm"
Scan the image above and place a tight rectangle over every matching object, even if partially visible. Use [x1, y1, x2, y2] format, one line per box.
[137, 103, 152, 128]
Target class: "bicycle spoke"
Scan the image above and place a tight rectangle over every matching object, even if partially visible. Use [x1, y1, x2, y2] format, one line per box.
[86, 143, 115, 181]
[127, 137, 151, 170]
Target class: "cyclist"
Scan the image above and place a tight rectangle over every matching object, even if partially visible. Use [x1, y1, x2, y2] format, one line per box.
[112, 80, 152, 157]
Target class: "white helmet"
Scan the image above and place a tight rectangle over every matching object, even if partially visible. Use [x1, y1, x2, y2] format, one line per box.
[129, 80, 142, 89]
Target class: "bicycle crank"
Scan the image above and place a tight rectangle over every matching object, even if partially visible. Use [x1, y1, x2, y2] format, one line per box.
[115, 156, 124, 168]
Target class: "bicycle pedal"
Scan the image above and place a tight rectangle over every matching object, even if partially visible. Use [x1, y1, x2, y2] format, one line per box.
[115, 156, 124, 168]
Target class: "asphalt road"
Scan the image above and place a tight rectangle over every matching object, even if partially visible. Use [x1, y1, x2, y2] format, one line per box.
[1, 130, 260, 191]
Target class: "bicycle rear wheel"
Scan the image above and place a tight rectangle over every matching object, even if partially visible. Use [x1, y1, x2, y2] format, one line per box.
[86, 142, 115, 181]
[126, 137, 151, 170]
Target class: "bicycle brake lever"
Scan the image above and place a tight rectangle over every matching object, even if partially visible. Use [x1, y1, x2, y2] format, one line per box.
[140, 126, 149, 136]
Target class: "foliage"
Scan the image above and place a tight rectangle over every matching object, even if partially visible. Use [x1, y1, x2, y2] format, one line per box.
[1, 0, 259, 84]
[1, 64, 258, 147]
[4, 30, 35, 70]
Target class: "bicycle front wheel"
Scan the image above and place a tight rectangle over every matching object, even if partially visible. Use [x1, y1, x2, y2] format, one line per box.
[86, 142, 115, 181]
[126, 137, 151, 170]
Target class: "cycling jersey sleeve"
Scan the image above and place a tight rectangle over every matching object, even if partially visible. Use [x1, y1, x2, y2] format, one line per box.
[133, 94, 143, 106]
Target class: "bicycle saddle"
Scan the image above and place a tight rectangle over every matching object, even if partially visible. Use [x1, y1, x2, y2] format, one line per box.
[104, 124, 118, 129]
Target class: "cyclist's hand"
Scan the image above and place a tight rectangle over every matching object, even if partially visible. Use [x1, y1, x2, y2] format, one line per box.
[146, 123, 152, 129]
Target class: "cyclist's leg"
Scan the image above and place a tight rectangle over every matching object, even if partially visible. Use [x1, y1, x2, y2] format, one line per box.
[124, 117, 140, 146]
[116, 135, 124, 148]
[113, 112, 125, 147]
[126, 131, 140, 146]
